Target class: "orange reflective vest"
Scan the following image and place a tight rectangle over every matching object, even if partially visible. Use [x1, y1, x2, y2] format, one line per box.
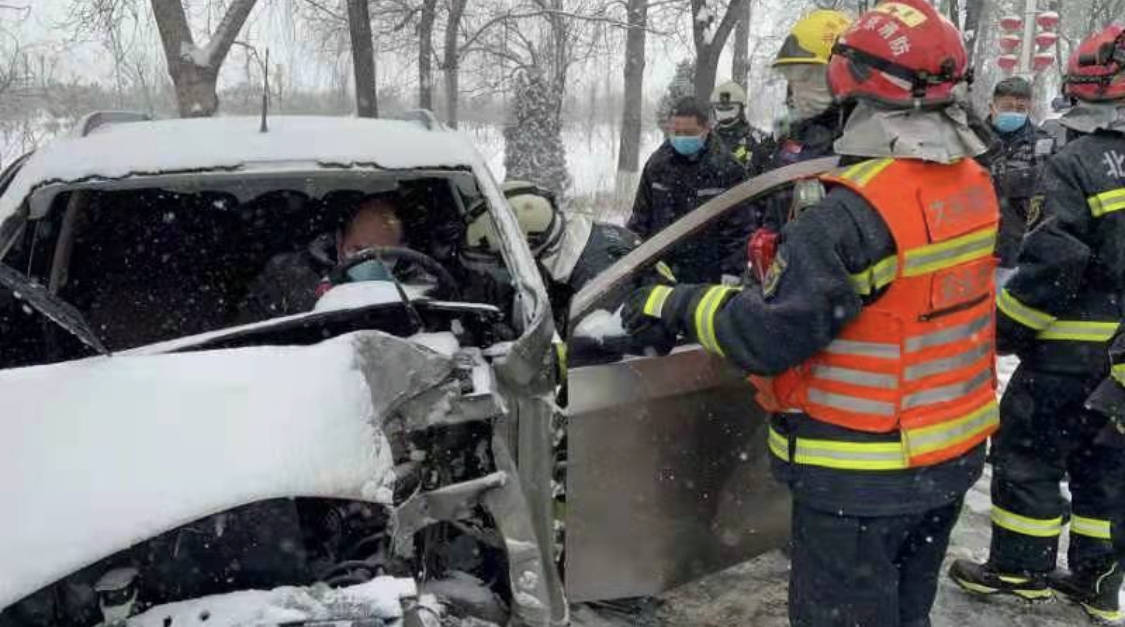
[758, 157, 1000, 469]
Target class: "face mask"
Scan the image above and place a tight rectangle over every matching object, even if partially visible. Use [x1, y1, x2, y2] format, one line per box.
[779, 65, 834, 122]
[992, 111, 1028, 134]
[345, 258, 393, 282]
[670, 134, 706, 156]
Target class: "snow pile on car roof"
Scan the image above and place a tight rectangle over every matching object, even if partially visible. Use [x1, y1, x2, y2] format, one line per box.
[0, 329, 457, 610]
[0, 116, 479, 224]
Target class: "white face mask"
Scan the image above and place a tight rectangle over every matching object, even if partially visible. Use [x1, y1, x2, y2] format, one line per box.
[714, 105, 741, 123]
[779, 65, 833, 122]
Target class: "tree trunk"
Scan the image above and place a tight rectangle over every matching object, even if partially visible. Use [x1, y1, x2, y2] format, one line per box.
[617, 0, 646, 175]
[692, 0, 746, 103]
[614, 0, 647, 214]
[963, 0, 984, 66]
[418, 0, 438, 109]
[443, 0, 468, 127]
[731, 0, 750, 90]
[150, 0, 257, 118]
[347, 0, 378, 117]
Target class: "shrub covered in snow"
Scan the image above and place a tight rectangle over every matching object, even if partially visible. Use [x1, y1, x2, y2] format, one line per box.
[502, 70, 570, 203]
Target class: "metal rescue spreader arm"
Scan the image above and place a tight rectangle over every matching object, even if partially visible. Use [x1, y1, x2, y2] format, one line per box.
[568, 156, 840, 323]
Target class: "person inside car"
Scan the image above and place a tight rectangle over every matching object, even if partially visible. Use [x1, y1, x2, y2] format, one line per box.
[237, 191, 423, 323]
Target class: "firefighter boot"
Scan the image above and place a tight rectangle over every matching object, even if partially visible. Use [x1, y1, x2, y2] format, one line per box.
[1048, 563, 1124, 624]
[948, 559, 1053, 601]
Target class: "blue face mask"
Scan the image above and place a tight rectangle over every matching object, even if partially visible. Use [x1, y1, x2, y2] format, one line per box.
[992, 111, 1028, 134]
[345, 259, 393, 282]
[670, 134, 706, 156]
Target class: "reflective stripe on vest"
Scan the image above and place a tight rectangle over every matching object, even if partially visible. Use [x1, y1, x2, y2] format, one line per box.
[811, 364, 897, 389]
[901, 400, 998, 457]
[1036, 320, 1119, 342]
[900, 368, 992, 409]
[991, 505, 1063, 538]
[768, 400, 996, 472]
[997, 288, 1056, 331]
[807, 388, 896, 416]
[1071, 515, 1113, 540]
[824, 339, 900, 359]
[1113, 363, 1125, 387]
[836, 157, 895, 186]
[1088, 187, 1125, 218]
[903, 343, 991, 381]
[904, 313, 991, 353]
[902, 228, 997, 276]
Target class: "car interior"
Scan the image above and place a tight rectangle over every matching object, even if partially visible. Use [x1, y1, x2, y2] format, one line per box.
[0, 172, 520, 368]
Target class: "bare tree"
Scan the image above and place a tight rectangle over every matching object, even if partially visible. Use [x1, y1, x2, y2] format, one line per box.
[347, 0, 378, 117]
[614, 0, 646, 205]
[692, 0, 747, 103]
[418, 0, 439, 108]
[442, 0, 469, 126]
[730, 0, 751, 90]
[150, 0, 258, 117]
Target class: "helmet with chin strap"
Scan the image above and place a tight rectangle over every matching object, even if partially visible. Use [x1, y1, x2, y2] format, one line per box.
[827, 0, 968, 109]
[464, 181, 563, 258]
[1064, 24, 1125, 103]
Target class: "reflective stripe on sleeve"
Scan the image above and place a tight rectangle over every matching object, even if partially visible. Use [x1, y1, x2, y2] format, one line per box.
[1088, 188, 1125, 218]
[1070, 515, 1113, 540]
[811, 365, 898, 389]
[643, 285, 673, 317]
[693, 286, 738, 356]
[991, 505, 1063, 538]
[904, 314, 992, 353]
[902, 401, 998, 457]
[902, 228, 997, 276]
[1113, 363, 1125, 387]
[848, 255, 899, 296]
[807, 388, 896, 416]
[997, 288, 1056, 331]
[900, 368, 992, 409]
[1036, 320, 1119, 342]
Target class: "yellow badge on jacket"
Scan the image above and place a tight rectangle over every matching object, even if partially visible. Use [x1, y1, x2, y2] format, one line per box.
[762, 253, 788, 299]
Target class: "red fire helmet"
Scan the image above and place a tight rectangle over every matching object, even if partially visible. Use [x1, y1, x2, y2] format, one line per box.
[827, 0, 968, 109]
[1064, 24, 1125, 103]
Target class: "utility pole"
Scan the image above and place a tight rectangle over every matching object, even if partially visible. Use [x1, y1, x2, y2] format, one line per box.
[1017, 0, 1037, 75]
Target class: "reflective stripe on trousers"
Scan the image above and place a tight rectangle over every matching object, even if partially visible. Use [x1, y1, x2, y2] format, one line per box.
[991, 505, 1063, 538]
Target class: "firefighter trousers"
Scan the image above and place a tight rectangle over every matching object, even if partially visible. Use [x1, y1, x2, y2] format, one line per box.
[789, 498, 962, 627]
[989, 365, 1125, 575]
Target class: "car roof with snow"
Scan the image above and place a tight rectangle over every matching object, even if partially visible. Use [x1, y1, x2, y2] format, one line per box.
[0, 114, 483, 226]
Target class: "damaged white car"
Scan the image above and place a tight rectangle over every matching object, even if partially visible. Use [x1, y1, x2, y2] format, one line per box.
[0, 112, 811, 626]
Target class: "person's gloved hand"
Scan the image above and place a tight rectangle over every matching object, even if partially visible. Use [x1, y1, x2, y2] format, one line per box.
[621, 284, 696, 337]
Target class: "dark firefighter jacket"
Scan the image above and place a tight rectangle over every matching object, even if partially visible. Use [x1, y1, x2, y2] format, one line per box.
[996, 130, 1125, 375]
[545, 220, 643, 332]
[978, 118, 1054, 267]
[627, 134, 746, 283]
[714, 117, 775, 175]
[641, 160, 985, 516]
[1086, 329, 1125, 447]
[752, 106, 843, 232]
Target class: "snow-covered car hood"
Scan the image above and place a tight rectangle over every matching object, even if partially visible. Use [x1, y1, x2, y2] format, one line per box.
[0, 330, 458, 610]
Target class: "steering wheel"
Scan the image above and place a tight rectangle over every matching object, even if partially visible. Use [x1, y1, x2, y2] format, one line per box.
[332, 246, 461, 301]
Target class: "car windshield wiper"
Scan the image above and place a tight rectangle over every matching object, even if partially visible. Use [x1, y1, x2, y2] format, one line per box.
[0, 262, 109, 355]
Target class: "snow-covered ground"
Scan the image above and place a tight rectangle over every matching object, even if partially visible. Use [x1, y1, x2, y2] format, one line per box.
[575, 355, 1120, 626]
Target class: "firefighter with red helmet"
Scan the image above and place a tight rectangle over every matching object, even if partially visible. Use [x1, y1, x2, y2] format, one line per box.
[622, 2, 997, 623]
[948, 24, 1125, 622]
